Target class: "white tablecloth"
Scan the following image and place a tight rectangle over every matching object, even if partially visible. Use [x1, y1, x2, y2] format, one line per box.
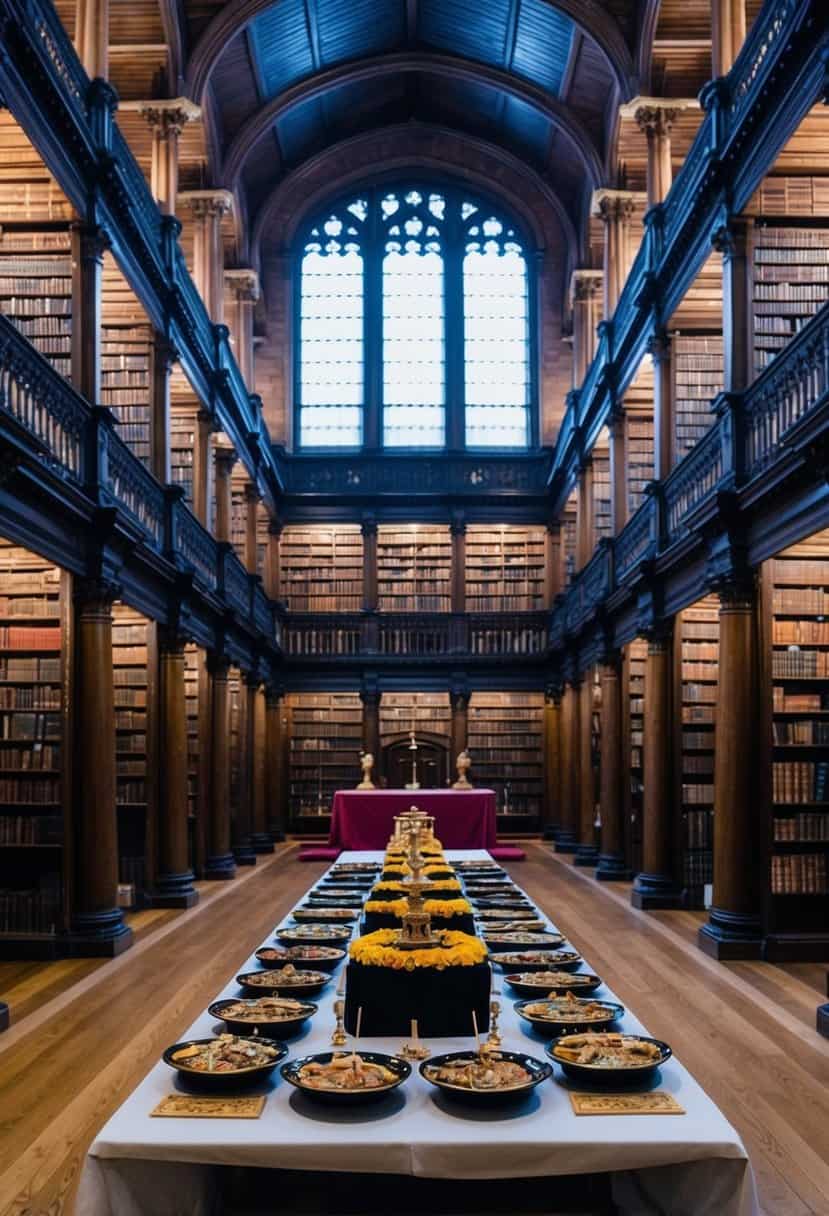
[78, 851, 759, 1216]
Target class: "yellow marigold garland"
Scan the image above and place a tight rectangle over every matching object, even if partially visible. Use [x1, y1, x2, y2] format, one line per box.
[349, 928, 487, 970]
[364, 897, 472, 918]
[372, 878, 461, 894]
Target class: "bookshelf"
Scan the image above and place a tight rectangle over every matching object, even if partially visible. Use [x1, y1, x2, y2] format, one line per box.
[465, 526, 546, 612]
[752, 224, 829, 374]
[102, 257, 152, 467]
[675, 596, 719, 908]
[467, 691, 544, 819]
[592, 454, 612, 542]
[183, 644, 203, 875]
[762, 530, 829, 955]
[671, 333, 724, 461]
[0, 225, 72, 376]
[623, 639, 647, 874]
[562, 501, 577, 587]
[171, 409, 196, 505]
[280, 525, 363, 612]
[0, 540, 70, 954]
[626, 413, 654, 516]
[230, 481, 247, 565]
[379, 692, 451, 742]
[113, 604, 157, 904]
[377, 525, 451, 612]
[287, 692, 363, 819]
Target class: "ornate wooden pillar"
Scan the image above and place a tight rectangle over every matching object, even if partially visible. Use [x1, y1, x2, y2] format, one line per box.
[149, 331, 175, 484]
[75, 0, 109, 79]
[620, 99, 698, 208]
[154, 629, 198, 906]
[575, 674, 599, 866]
[591, 190, 642, 320]
[570, 270, 603, 385]
[556, 680, 580, 852]
[133, 100, 200, 215]
[649, 329, 674, 479]
[192, 410, 216, 529]
[250, 682, 273, 852]
[362, 516, 378, 612]
[596, 654, 630, 879]
[214, 447, 236, 544]
[712, 0, 747, 77]
[607, 409, 628, 535]
[450, 512, 466, 614]
[225, 269, 260, 387]
[575, 462, 594, 572]
[244, 483, 260, 575]
[450, 687, 470, 776]
[360, 686, 381, 765]
[232, 676, 256, 865]
[716, 217, 754, 393]
[205, 654, 235, 879]
[632, 628, 681, 908]
[266, 687, 288, 841]
[71, 579, 132, 953]
[699, 575, 763, 957]
[178, 191, 234, 324]
[543, 687, 562, 840]
[70, 222, 107, 403]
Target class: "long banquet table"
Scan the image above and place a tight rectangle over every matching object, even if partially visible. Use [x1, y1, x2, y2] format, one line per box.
[329, 789, 498, 850]
[77, 851, 759, 1216]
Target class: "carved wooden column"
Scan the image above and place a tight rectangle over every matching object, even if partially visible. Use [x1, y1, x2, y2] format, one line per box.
[620, 99, 698, 208]
[556, 680, 580, 852]
[149, 332, 175, 484]
[214, 447, 236, 544]
[596, 655, 630, 879]
[712, 0, 747, 77]
[632, 628, 681, 908]
[450, 688, 470, 777]
[266, 686, 287, 841]
[70, 222, 107, 403]
[362, 516, 378, 612]
[591, 190, 642, 320]
[716, 217, 754, 393]
[225, 269, 260, 387]
[699, 576, 763, 958]
[193, 410, 216, 529]
[360, 687, 381, 766]
[250, 683, 273, 852]
[154, 629, 198, 906]
[575, 674, 599, 866]
[75, 0, 109, 79]
[244, 484, 260, 575]
[607, 409, 628, 534]
[265, 519, 282, 601]
[543, 688, 562, 840]
[205, 654, 235, 879]
[71, 579, 133, 953]
[570, 270, 603, 385]
[450, 512, 466, 614]
[575, 462, 595, 572]
[545, 522, 559, 607]
[133, 100, 200, 215]
[232, 676, 256, 865]
[178, 191, 233, 323]
[649, 329, 674, 478]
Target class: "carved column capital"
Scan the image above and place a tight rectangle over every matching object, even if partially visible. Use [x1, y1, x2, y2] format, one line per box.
[177, 189, 234, 221]
[619, 95, 699, 135]
[214, 446, 238, 477]
[133, 97, 201, 139]
[70, 221, 111, 264]
[646, 328, 672, 363]
[569, 268, 603, 305]
[361, 514, 378, 539]
[74, 576, 121, 611]
[224, 267, 261, 303]
[591, 188, 645, 224]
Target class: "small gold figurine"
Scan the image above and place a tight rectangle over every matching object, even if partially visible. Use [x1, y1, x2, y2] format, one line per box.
[452, 750, 474, 789]
[400, 1017, 430, 1061]
[331, 998, 347, 1046]
[482, 1000, 502, 1053]
[356, 752, 376, 790]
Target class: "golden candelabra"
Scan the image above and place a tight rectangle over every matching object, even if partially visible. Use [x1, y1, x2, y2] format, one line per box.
[394, 809, 441, 951]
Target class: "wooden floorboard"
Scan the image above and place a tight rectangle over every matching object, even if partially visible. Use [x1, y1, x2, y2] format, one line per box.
[0, 843, 827, 1216]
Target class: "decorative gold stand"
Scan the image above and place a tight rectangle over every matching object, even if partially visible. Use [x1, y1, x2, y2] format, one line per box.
[331, 999, 347, 1046]
[356, 752, 376, 790]
[394, 809, 442, 951]
[452, 749, 474, 789]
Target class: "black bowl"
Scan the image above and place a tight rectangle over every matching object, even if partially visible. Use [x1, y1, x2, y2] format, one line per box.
[490, 950, 581, 972]
[281, 1051, 411, 1104]
[208, 997, 317, 1039]
[482, 933, 567, 954]
[236, 969, 331, 999]
[546, 1033, 672, 1086]
[330, 865, 381, 876]
[320, 878, 375, 889]
[420, 1050, 552, 1104]
[306, 896, 365, 908]
[275, 926, 352, 948]
[292, 907, 360, 923]
[471, 897, 534, 910]
[502, 972, 603, 998]
[254, 946, 346, 972]
[515, 997, 624, 1037]
[163, 1035, 287, 1090]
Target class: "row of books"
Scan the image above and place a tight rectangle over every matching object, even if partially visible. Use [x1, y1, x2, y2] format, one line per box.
[117, 781, 148, 803]
[683, 754, 714, 774]
[0, 814, 62, 843]
[772, 589, 829, 613]
[0, 626, 60, 650]
[0, 688, 59, 709]
[0, 596, 59, 617]
[773, 688, 829, 712]
[770, 853, 828, 894]
[113, 686, 147, 704]
[773, 720, 829, 744]
[772, 761, 829, 803]
[682, 852, 713, 889]
[774, 620, 829, 644]
[116, 711, 146, 730]
[0, 745, 59, 769]
[773, 649, 829, 677]
[773, 814, 829, 841]
[469, 630, 545, 655]
[0, 713, 60, 740]
[118, 734, 147, 753]
[0, 777, 60, 802]
[682, 783, 714, 804]
[0, 886, 61, 934]
[684, 808, 713, 848]
[284, 630, 360, 655]
[684, 683, 718, 702]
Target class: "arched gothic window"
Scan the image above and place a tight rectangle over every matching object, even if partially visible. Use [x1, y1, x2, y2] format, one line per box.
[296, 184, 534, 450]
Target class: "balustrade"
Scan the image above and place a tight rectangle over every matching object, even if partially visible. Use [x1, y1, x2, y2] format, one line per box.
[662, 423, 724, 542]
[614, 498, 657, 581]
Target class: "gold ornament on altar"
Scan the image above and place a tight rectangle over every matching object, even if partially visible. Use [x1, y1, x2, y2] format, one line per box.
[452, 750, 474, 789]
[405, 731, 420, 790]
[356, 752, 376, 790]
[394, 808, 442, 951]
[483, 1000, 503, 1052]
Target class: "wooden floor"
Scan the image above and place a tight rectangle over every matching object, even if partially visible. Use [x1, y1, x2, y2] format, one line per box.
[0, 842, 827, 1215]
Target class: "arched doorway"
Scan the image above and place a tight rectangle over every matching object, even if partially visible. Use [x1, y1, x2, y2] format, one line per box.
[382, 733, 449, 790]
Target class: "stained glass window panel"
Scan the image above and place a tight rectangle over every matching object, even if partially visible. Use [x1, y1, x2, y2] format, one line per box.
[299, 238, 364, 447]
[382, 246, 445, 447]
[464, 243, 530, 448]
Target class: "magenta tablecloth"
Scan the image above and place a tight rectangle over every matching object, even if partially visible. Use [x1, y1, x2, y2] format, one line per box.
[328, 789, 497, 850]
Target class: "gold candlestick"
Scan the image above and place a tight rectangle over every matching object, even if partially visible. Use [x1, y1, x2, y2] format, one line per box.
[331, 998, 347, 1047]
[405, 730, 420, 790]
[483, 1000, 502, 1053]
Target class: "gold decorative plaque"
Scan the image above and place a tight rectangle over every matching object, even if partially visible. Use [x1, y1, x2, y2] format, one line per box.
[569, 1091, 685, 1116]
[150, 1094, 266, 1119]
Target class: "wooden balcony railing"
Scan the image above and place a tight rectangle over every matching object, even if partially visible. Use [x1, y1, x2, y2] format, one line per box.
[282, 611, 550, 661]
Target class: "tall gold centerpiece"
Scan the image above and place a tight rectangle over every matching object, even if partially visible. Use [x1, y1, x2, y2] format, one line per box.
[394, 811, 441, 950]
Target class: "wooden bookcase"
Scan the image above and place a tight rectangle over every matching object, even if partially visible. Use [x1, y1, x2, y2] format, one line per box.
[0, 540, 70, 955]
[183, 644, 204, 876]
[592, 454, 612, 543]
[625, 413, 654, 517]
[377, 525, 451, 612]
[0, 224, 72, 376]
[761, 531, 829, 957]
[379, 692, 451, 741]
[102, 257, 152, 467]
[752, 223, 829, 374]
[230, 481, 247, 565]
[561, 502, 577, 587]
[280, 525, 363, 612]
[671, 333, 724, 463]
[287, 692, 363, 819]
[465, 526, 546, 612]
[674, 596, 719, 908]
[622, 639, 647, 875]
[170, 409, 196, 505]
[112, 604, 157, 904]
[467, 691, 544, 819]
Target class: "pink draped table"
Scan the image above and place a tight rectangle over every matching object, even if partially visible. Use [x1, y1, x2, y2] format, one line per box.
[328, 788, 498, 850]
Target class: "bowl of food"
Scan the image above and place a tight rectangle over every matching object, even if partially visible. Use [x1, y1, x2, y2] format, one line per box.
[503, 970, 603, 997]
[292, 907, 359, 923]
[330, 863, 381, 875]
[547, 1032, 671, 1085]
[209, 995, 317, 1039]
[305, 896, 365, 908]
[163, 1034, 286, 1090]
[475, 909, 540, 921]
[236, 965, 331, 999]
[420, 1050, 551, 1104]
[282, 1051, 411, 1104]
[254, 945, 346, 972]
[515, 993, 624, 1037]
[490, 949, 582, 973]
[481, 931, 566, 954]
[275, 924, 352, 948]
[471, 897, 534, 910]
